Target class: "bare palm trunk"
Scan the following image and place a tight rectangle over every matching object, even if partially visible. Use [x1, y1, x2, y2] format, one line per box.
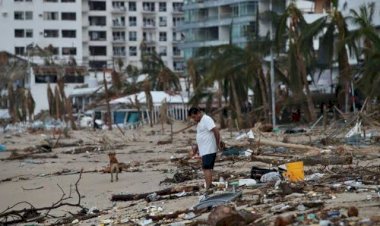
[258, 68, 270, 122]
[297, 48, 316, 122]
[338, 49, 352, 113]
[217, 81, 226, 128]
[230, 78, 244, 128]
[103, 69, 112, 131]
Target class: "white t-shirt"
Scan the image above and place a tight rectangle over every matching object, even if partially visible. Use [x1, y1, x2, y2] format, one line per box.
[196, 114, 217, 156]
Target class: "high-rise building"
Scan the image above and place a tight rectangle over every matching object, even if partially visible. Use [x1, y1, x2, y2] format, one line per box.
[0, 0, 185, 72]
[179, 0, 283, 60]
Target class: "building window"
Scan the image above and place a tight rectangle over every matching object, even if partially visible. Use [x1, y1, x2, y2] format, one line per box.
[44, 29, 59, 37]
[158, 46, 167, 56]
[15, 47, 25, 55]
[89, 31, 106, 41]
[142, 2, 155, 12]
[44, 0, 58, 2]
[25, 11, 33, 19]
[159, 2, 166, 12]
[112, 1, 126, 10]
[89, 46, 107, 56]
[173, 61, 184, 71]
[173, 46, 181, 56]
[43, 12, 59, 20]
[129, 31, 137, 41]
[143, 32, 155, 42]
[143, 46, 156, 54]
[62, 47, 77, 55]
[35, 75, 57, 83]
[113, 31, 125, 41]
[61, 12, 76, 20]
[89, 16, 106, 26]
[14, 29, 25, 37]
[14, 11, 24, 20]
[113, 46, 126, 56]
[159, 16, 167, 27]
[159, 32, 166, 42]
[89, 60, 107, 69]
[173, 2, 183, 12]
[25, 29, 33, 37]
[128, 2, 136, 11]
[62, 30, 76, 38]
[61, 0, 75, 2]
[172, 17, 183, 27]
[129, 46, 137, 56]
[89, 1, 106, 11]
[143, 17, 155, 27]
[129, 16, 137, 26]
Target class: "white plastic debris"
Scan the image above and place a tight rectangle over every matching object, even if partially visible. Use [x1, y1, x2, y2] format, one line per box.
[305, 173, 325, 181]
[238, 178, 257, 187]
[244, 149, 253, 156]
[260, 172, 282, 183]
[345, 121, 362, 138]
[235, 130, 254, 140]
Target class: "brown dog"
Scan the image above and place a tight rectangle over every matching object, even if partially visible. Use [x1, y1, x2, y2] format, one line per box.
[108, 152, 119, 182]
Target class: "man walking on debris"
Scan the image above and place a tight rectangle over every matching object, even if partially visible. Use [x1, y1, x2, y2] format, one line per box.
[188, 107, 222, 194]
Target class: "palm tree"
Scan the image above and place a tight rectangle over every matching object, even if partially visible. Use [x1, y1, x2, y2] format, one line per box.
[356, 29, 380, 99]
[190, 44, 254, 128]
[320, 0, 356, 113]
[275, 2, 326, 122]
[141, 51, 181, 91]
[348, 2, 376, 62]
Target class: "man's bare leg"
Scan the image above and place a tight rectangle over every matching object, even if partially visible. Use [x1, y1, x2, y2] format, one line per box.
[203, 169, 213, 189]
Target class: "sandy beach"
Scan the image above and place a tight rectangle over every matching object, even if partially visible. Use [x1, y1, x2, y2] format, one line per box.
[0, 121, 380, 225]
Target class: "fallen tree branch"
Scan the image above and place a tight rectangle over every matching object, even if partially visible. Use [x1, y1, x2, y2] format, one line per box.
[111, 185, 200, 202]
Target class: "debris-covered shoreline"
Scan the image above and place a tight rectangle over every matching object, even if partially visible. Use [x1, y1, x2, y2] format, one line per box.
[0, 120, 379, 226]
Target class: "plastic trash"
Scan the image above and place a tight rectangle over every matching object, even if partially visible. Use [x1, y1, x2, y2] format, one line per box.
[235, 130, 254, 140]
[0, 144, 6, 152]
[305, 173, 325, 181]
[146, 192, 159, 202]
[238, 179, 257, 187]
[183, 212, 196, 220]
[260, 172, 282, 183]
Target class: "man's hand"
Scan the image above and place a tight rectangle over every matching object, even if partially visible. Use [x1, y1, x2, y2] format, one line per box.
[218, 141, 225, 151]
[190, 144, 199, 158]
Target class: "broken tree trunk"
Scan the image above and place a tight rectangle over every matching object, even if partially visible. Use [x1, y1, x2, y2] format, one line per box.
[255, 138, 321, 153]
[111, 185, 200, 202]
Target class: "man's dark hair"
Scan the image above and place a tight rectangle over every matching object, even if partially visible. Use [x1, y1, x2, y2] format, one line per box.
[188, 107, 201, 116]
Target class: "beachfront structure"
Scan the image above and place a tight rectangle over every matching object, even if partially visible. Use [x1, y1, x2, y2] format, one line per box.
[292, 0, 380, 94]
[29, 65, 90, 114]
[110, 90, 189, 122]
[0, 0, 185, 72]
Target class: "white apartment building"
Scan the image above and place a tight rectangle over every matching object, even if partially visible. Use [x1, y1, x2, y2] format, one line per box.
[0, 0, 185, 72]
[0, 0, 83, 64]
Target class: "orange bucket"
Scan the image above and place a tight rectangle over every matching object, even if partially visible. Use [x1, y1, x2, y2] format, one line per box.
[283, 161, 304, 182]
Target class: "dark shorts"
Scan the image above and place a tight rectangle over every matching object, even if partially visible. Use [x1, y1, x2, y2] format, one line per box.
[201, 153, 217, 170]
